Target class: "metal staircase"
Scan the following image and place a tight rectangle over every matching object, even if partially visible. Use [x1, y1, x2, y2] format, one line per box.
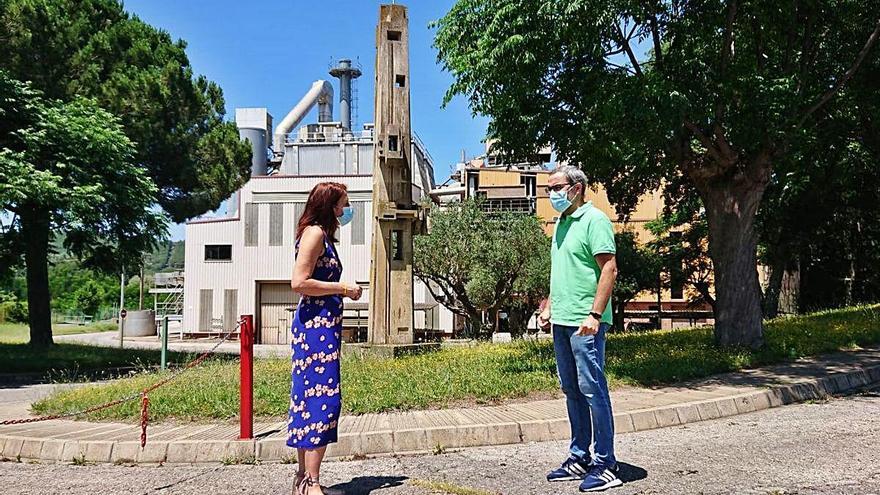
[151, 271, 184, 322]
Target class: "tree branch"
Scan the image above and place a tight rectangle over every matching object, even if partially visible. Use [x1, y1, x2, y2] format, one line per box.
[683, 120, 724, 163]
[717, 0, 738, 122]
[783, 0, 801, 73]
[605, 61, 638, 75]
[616, 24, 644, 76]
[647, 9, 663, 69]
[797, 18, 880, 127]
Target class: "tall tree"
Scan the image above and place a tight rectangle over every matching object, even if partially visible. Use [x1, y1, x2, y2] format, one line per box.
[414, 200, 549, 337]
[0, 72, 165, 346]
[434, 0, 880, 347]
[0, 0, 251, 345]
[0, 0, 251, 222]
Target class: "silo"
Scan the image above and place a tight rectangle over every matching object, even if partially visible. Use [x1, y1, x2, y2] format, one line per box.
[235, 108, 272, 177]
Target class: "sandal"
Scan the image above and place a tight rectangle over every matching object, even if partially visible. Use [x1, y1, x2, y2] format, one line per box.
[295, 475, 320, 495]
[292, 472, 305, 494]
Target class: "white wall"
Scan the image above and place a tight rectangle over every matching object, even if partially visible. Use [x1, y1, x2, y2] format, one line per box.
[182, 174, 446, 335]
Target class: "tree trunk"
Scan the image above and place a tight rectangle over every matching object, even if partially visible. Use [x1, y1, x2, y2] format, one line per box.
[21, 208, 53, 348]
[700, 178, 766, 349]
[463, 308, 483, 339]
[762, 254, 786, 319]
[612, 299, 627, 332]
[507, 305, 532, 337]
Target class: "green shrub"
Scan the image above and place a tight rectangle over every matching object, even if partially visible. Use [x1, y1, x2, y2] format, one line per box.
[0, 301, 29, 323]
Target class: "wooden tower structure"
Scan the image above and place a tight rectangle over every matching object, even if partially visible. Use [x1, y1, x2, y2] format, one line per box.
[367, 4, 419, 345]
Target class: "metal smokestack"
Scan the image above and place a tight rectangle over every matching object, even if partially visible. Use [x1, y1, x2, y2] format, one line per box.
[329, 59, 362, 130]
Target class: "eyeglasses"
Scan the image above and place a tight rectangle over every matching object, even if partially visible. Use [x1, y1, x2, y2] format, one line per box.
[545, 183, 573, 194]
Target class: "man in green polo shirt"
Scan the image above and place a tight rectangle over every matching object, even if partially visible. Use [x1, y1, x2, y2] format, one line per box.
[538, 165, 621, 492]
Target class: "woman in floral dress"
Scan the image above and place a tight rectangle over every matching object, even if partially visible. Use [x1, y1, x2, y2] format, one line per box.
[289, 182, 361, 495]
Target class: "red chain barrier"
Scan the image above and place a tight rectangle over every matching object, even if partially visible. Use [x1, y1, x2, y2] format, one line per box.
[0, 318, 247, 450]
[140, 392, 149, 448]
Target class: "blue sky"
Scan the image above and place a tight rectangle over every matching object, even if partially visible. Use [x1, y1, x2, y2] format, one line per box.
[122, 0, 488, 240]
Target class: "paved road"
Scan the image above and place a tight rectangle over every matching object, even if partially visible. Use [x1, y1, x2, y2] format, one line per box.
[2, 388, 879, 495]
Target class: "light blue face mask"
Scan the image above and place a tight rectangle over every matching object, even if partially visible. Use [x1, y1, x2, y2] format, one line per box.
[338, 206, 354, 227]
[549, 188, 573, 213]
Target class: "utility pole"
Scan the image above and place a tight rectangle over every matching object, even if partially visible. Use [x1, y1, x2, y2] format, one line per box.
[118, 270, 125, 348]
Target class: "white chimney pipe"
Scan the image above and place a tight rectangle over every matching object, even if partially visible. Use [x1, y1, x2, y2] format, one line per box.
[273, 80, 334, 151]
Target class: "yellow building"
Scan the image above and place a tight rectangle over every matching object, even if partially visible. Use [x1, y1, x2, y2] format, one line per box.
[431, 160, 714, 330]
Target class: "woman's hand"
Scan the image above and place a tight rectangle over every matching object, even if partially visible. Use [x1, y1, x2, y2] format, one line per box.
[350, 285, 363, 301]
[342, 283, 363, 301]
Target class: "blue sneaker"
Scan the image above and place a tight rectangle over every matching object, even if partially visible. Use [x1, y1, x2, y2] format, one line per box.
[546, 454, 593, 482]
[579, 464, 623, 492]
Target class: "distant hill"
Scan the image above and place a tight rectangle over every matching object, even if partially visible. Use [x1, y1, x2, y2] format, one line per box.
[144, 241, 185, 274]
[47, 238, 185, 275]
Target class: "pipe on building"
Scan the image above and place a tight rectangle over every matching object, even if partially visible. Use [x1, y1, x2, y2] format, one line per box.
[329, 59, 362, 131]
[273, 80, 334, 151]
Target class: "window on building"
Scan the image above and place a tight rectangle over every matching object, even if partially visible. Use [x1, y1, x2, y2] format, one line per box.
[198, 289, 213, 332]
[269, 203, 284, 246]
[467, 173, 479, 198]
[351, 202, 366, 245]
[521, 175, 537, 197]
[205, 245, 232, 261]
[223, 289, 238, 332]
[292, 203, 305, 241]
[244, 203, 259, 246]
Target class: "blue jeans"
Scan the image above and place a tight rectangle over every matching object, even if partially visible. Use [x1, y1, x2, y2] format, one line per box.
[553, 323, 616, 467]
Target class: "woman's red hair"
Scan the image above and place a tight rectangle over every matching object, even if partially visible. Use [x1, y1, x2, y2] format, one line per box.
[296, 182, 348, 242]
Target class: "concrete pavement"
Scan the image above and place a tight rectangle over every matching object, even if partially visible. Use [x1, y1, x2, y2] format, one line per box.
[1, 347, 879, 465]
[2, 386, 878, 494]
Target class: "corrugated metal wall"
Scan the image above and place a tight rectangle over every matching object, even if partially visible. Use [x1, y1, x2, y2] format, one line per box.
[182, 173, 450, 339]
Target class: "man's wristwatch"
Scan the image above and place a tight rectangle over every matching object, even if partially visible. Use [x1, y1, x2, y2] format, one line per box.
[589, 311, 603, 321]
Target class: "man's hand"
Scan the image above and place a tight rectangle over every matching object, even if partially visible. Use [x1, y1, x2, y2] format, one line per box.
[578, 314, 600, 336]
[538, 308, 551, 330]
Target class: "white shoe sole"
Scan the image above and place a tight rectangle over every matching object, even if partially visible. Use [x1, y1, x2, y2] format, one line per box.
[580, 478, 623, 492]
[547, 475, 584, 482]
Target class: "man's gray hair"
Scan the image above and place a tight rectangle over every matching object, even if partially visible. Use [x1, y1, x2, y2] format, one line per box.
[551, 165, 588, 193]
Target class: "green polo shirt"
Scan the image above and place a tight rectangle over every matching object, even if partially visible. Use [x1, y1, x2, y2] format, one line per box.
[550, 201, 616, 326]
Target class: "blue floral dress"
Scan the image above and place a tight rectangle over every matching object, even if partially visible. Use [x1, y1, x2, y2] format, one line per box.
[288, 232, 343, 449]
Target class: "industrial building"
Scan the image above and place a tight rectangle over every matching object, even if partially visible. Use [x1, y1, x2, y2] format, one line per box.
[180, 60, 452, 344]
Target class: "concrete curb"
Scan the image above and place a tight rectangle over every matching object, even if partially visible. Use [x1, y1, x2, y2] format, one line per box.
[3, 363, 878, 465]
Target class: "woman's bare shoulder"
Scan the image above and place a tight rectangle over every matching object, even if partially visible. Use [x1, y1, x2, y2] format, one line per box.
[299, 225, 324, 247]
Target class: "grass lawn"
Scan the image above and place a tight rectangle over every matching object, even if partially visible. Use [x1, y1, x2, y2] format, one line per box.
[32, 304, 880, 422]
[0, 321, 117, 344]
[0, 322, 200, 377]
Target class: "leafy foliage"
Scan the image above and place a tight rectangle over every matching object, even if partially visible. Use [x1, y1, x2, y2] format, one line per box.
[414, 200, 549, 336]
[0, 72, 167, 266]
[434, 0, 880, 347]
[0, 71, 165, 344]
[0, 0, 252, 222]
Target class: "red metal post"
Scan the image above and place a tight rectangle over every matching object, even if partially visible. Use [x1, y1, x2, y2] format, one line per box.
[239, 314, 254, 440]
